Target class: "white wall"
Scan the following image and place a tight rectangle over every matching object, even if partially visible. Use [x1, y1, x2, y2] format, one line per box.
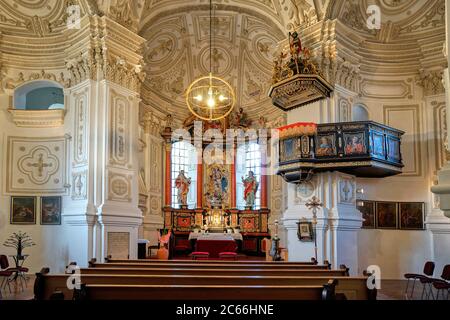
[0, 93, 70, 273]
[358, 229, 433, 279]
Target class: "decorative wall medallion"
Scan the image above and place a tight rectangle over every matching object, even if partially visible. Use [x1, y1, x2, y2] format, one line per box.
[108, 173, 132, 202]
[294, 180, 315, 204]
[6, 136, 69, 195]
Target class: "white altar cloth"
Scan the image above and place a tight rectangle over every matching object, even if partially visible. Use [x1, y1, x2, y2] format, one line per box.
[188, 232, 243, 241]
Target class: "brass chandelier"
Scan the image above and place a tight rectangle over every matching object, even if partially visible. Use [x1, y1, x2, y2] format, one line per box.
[185, 0, 236, 121]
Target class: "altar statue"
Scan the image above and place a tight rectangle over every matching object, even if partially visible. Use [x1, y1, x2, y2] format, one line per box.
[242, 171, 259, 208]
[175, 170, 191, 206]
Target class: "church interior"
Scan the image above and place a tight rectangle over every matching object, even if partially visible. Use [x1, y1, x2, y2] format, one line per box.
[0, 0, 450, 303]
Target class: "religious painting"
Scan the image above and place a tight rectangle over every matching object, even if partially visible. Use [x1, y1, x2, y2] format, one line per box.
[239, 214, 259, 233]
[40, 196, 62, 225]
[315, 134, 336, 156]
[371, 132, 385, 159]
[387, 137, 401, 162]
[357, 200, 375, 228]
[376, 201, 398, 229]
[204, 164, 230, 208]
[174, 214, 194, 231]
[280, 137, 300, 162]
[10, 196, 36, 224]
[343, 132, 366, 155]
[297, 220, 313, 242]
[399, 202, 424, 230]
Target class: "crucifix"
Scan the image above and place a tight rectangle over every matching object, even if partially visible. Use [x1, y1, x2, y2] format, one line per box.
[305, 196, 323, 262]
[27, 153, 52, 177]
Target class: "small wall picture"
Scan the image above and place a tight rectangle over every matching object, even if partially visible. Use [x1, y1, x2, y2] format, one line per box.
[343, 132, 366, 155]
[357, 200, 375, 228]
[376, 201, 398, 229]
[297, 220, 313, 242]
[40, 196, 62, 225]
[316, 134, 336, 156]
[399, 202, 424, 230]
[10, 196, 36, 224]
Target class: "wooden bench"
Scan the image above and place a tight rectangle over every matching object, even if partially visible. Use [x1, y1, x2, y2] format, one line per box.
[104, 257, 320, 265]
[34, 270, 374, 300]
[89, 260, 332, 270]
[74, 281, 338, 300]
[82, 266, 349, 277]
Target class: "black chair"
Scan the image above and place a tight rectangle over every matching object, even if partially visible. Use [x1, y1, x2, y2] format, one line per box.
[404, 261, 434, 299]
[432, 265, 450, 300]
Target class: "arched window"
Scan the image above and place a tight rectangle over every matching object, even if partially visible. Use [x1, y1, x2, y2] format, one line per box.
[236, 142, 262, 210]
[14, 80, 64, 110]
[352, 104, 369, 121]
[171, 141, 197, 209]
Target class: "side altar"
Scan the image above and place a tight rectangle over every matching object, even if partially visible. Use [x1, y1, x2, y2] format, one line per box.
[161, 113, 271, 257]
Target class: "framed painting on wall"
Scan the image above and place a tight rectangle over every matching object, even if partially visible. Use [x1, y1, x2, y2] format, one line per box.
[399, 202, 424, 230]
[357, 200, 375, 228]
[297, 220, 313, 242]
[40, 196, 62, 225]
[10, 196, 36, 224]
[376, 201, 398, 229]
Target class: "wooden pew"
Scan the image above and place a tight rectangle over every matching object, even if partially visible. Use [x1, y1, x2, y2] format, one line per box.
[75, 281, 338, 300]
[34, 270, 374, 300]
[89, 260, 332, 270]
[81, 267, 349, 277]
[105, 256, 320, 266]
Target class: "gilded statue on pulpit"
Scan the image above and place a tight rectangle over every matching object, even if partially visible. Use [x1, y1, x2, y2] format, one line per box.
[175, 170, 191, 208]
[242, 171, 259, 209]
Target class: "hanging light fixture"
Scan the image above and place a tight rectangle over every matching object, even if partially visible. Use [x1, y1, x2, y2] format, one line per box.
[185, 0, 236, 121]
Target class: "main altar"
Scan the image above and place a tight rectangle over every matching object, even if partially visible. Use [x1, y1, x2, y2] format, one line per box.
[161, 115, 271, 257]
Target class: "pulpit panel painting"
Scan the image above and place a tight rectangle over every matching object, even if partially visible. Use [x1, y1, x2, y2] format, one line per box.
[280, 137, 300, 162]
[387, 137, 401, 162]
[371, 132, 385, 159]
[343, 132, 366, 155]
[316, 134, 336, 156]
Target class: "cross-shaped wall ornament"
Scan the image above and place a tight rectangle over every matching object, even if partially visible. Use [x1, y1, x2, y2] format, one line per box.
[305, 196, 323, 262]
[27, 153, 52, 177]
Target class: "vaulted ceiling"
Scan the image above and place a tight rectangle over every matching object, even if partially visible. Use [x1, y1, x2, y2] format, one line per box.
[0, 0, 446, 120]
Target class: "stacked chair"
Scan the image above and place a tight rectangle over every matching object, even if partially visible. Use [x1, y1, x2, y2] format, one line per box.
[404, 262, 450, 300]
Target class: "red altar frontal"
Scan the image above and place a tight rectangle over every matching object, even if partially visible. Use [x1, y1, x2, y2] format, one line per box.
[161, 114, 271, 257]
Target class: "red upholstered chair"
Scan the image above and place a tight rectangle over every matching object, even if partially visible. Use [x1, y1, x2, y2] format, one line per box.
[0, 254, 29, 291]
[404, 261, 434, 299]
[432, 265, 450, 300]
[219, 252, 238, 260]
[191, 252, 210, 260]
[0, 255, 13, 295]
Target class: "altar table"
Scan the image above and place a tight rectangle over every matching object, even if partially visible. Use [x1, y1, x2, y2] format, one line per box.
[195, 239, 237, 258]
